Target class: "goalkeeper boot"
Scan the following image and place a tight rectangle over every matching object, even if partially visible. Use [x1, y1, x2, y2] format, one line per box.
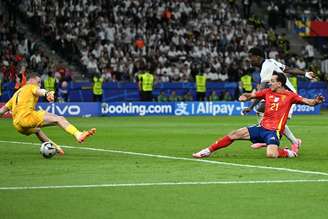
[52, 143, 64, 155]
[56, 147, 65, 155]
[78, 128, 96, 143]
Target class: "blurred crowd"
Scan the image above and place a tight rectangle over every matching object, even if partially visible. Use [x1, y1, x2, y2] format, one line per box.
[265, 0, 328, 30]
[1, 0, 328, 90]
[286, 0, 328, 21]
[266, 0, 328, 77]
[9, 0, 323, 83]
[0, 3, 72, 97]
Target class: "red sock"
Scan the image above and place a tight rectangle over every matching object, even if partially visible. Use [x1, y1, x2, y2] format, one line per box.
[278, 148, 288, 158]
[209, 136, 233, 152]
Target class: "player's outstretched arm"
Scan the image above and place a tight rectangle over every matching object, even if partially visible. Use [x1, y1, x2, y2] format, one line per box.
[35, 88, 55, 102]
[0, 105, 10, 117]
[239, 92, 255, 102]
[284, 67, 316, 80]
[301, 95, 325, 106]
[241, 82, 269, 114]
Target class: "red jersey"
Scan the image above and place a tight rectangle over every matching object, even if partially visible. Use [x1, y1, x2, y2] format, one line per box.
[255, 88, 303, 134]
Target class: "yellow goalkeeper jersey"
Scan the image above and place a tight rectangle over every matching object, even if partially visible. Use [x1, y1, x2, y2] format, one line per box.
[5, 84, 40, 122]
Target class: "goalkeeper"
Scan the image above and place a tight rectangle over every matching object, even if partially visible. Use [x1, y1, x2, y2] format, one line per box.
[0, 73, 96, 155]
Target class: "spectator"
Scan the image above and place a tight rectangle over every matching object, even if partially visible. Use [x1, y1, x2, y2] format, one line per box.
[57, 80, 69, 102]
[267, 1, 279, 30]
[217, 71, 229, 82]
[296, 57, 306, 70]
[321, 55, 328, 78]
[168, 90, 181, 102]
[277, 33, 290, 54]
[220, 91, 233, 101]
[86, 55, 99, 76]
[14, 64, 27, 91]
[242, 0, 252, 19]
[303, 43, 315, 63]
[157, 91, 168, 102]
[183, 90, 194, 101]
[208, 90, 220, 101]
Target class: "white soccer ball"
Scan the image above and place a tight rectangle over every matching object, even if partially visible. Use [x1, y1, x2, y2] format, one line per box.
[40, 142, 57, 159]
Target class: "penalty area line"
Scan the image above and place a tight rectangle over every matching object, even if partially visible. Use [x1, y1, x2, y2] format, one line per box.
[1, 179, 328, 190]
[1, 140, 328, 177]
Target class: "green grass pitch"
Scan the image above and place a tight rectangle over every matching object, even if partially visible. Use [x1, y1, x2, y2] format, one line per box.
[1, 113, 328, 219]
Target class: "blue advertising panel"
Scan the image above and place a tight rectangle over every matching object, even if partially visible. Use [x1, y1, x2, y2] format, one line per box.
[102, 101, 321, 116]
[37, 102, 100, 117]
[173, 101, 246, 116]
[2, 81, 327, 107]
[34, 101, 320, 117]
[292, 104, 321, 114]
[101, 102, 174, 116]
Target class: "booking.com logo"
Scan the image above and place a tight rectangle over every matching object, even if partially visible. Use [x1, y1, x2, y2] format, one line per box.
[101, 102, 173, 116]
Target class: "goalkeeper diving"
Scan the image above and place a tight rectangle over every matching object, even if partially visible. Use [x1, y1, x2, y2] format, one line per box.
[0, 73, 96, 155]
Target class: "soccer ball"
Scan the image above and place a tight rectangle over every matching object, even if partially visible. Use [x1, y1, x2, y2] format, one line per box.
[40, 142, 57, 159]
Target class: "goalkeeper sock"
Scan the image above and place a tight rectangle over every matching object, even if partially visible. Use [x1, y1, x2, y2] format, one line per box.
[209, 136, 233, 152]
[65, 124, 82, 137]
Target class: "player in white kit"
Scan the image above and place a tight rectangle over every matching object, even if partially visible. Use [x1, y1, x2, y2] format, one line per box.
[242, 47, 316, 153]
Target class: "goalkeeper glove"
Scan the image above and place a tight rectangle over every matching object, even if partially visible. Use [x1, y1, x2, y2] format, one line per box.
[45, 91, 55, 102]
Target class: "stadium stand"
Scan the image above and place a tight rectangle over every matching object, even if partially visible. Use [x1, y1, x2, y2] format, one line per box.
[6, 0, 314, 80]
[0, 0, 327, 105]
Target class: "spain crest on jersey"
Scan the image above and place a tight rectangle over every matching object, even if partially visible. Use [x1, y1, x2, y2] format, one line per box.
[274, 97, 280, 103]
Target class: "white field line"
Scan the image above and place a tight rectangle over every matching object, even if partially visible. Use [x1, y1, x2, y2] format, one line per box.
[1, 179, 328, 190]
[1, 140, 328, 177]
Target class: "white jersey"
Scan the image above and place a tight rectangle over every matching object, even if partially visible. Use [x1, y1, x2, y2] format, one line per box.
[260, 59, 296, 93]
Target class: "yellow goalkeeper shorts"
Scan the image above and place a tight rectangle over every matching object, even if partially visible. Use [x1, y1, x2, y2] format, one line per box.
[13, 110, 46, 135]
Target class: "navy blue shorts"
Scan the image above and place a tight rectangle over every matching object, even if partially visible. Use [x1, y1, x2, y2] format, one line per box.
[247, 125, 280, 146]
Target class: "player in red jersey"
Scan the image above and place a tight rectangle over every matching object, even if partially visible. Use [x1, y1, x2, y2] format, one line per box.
[244, 47, 316, 151]
[192, 72, 324, 158]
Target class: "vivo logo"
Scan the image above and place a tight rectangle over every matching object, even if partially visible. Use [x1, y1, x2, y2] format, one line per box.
[38, 103, 81, 115]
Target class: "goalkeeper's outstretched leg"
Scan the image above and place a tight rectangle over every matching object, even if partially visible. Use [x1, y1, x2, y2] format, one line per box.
[42, 112, 96, 143]
[35, 128, 65, 155]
